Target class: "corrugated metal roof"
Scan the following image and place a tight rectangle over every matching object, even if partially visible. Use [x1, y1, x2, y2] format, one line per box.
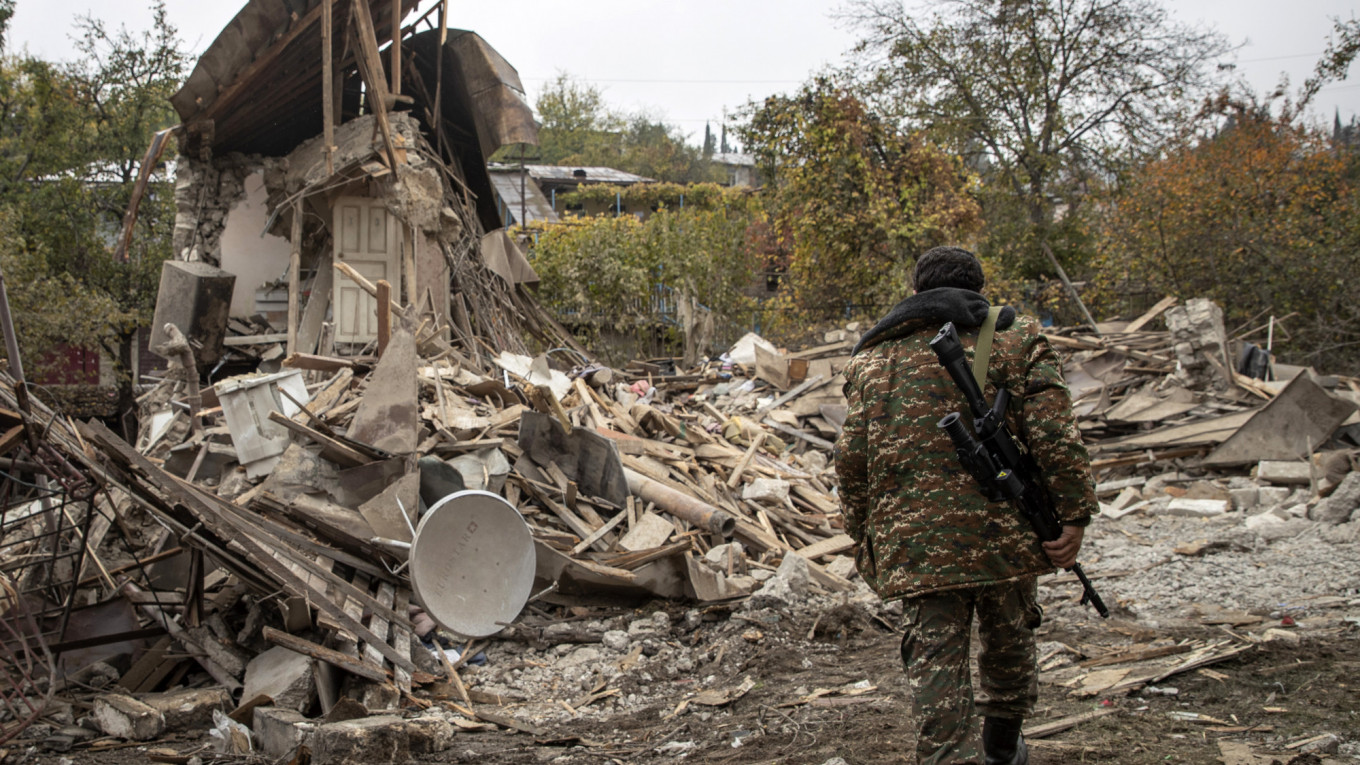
[522, 165, 655, 185]
[488, 170, 559, 226]
[710, 152, 755, 167]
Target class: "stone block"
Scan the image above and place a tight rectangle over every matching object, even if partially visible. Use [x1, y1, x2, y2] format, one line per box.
[824, 555, 857, 581]
[1257, 486, 1292, 508]
[143, 687, 233, 732]
[1256, 461, 1312, 485]
[242, 646, 315, 713]
[92, 694, 165, 741]
[1228, 487, 1259, 512]
[1245, 512, 1285, 530]
[253, 706, 312, 760]
[1109, 486, 1143, 511]
[1154, 498, 1229, 518]
[1313, 472, 1360, 525]
[742, 478, 790, 504]
[310, 715, 453, 765]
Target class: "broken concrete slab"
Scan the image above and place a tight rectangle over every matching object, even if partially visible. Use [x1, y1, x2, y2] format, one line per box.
[1256, 461, 1313, 485]
[142, 687, 232, 732]
[252, 706, 311, 759]
[1204, 372, 1357, 467]
[1311, 472, 1360, 524]
[617, 511, 675, 552]
[241, 646, 315, 713]
[92, 694, 165, 741]
[357, 472, 420, 543]
[742, 477, 790, 505]
[1154, 498, 1230, 518]
[347, 326, 419, 454]
[309, 714, 453, 765]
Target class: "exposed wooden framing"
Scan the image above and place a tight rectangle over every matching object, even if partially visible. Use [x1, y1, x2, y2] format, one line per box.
[433, 0, 448, 158]
[287, 199, 302, 356]
[390, 0, 402, 95]
[199, 1, 332, 127]
[263, 627, 391, 684]
[322, 0, 335, 177]
[349, 0, 403, 169]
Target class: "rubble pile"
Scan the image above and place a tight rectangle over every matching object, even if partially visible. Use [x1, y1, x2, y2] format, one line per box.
[2, 295, 1359, 762]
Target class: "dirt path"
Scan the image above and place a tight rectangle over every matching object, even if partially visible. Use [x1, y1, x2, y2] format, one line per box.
[425, 604, 1358, 765]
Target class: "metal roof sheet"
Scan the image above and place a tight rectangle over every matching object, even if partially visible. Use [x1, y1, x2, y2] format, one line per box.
[488, 171, 559, 226]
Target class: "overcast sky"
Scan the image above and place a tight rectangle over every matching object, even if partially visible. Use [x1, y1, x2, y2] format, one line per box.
[6, 0, 1358, 145]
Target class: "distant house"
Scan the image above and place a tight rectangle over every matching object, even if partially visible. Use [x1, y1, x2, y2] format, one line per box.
[709, 152, 759, 188]
[488, 164, 655, 225]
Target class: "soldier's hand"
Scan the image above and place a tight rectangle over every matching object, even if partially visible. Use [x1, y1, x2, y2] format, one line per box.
[1042, 525, 1084, 569]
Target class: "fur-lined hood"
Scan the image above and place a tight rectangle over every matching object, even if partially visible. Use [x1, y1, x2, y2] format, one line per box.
[852, 287, 1016, 355]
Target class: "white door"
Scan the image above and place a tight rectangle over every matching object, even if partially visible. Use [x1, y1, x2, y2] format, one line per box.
[333, 196, 401, 344]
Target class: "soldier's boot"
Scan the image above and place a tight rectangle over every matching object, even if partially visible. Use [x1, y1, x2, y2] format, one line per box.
[982, 716, 1028, 765]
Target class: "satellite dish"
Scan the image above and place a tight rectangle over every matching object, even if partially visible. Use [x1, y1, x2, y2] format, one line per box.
[409, 490, 535, 638]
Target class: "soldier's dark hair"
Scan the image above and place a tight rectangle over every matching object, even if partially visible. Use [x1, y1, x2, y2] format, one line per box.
[913, 246, 984, 293]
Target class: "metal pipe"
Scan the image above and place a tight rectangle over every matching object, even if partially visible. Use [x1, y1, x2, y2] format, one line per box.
[623, 468, 735, 537]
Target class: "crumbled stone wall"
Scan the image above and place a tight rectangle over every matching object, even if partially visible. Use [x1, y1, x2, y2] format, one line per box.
[1165, 297, 1232, 391]
[172, 155, 264, 265]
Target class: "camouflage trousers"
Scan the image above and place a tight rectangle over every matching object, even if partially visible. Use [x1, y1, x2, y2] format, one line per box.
[899, 577, 1042, 765]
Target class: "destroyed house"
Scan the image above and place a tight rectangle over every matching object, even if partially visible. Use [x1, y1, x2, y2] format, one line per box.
[159, 0, 563, 361]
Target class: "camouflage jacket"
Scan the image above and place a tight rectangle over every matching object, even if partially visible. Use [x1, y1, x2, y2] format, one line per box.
[836, 288, 1097, 601]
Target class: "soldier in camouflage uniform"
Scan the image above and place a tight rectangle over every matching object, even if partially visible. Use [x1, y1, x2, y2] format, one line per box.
[836, 247, 1096, 765]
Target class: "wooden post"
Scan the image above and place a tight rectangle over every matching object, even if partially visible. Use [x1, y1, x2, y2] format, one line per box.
[287, 200, 302, 356]
[404, 223, 416, 311]
[1040, 240, 1101, 335]
[350, 0, 402, 169]
[321, 0, 335, 177]
[376, 279, 392, 357]
[434, 0, 447, 158]
[390, 0, 402, 95]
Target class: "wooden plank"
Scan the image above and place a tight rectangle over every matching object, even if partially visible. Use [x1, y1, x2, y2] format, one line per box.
[761, 416, 836, 450]
[297, 246, 334, 355]
[391, 587, 413, 694]
[376, 279, 392, 357]
[266, 410, 370, 467]
[792, 533, 854, 561]
[1124, 296, 1178, 333]
[263, 627, 391, 685]
[349, 0, 402, 169]
[223, 333, 289, 346]
[1024, 709, 1118, 739]
[287, 199, 302, 356]
[726, 433, 766, 489]
[321, 0, 335, 177]
[282, 353, 355, 373]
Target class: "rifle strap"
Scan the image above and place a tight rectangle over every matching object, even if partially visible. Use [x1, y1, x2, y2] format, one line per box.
[971, 305, 1003, 391]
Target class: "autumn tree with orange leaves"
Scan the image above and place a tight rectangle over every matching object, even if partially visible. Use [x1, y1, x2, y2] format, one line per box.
[1094, 105, 1360, 372]
[739, 77, 981, 327]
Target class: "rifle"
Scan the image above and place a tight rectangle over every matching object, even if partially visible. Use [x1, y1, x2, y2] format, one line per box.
[930, 322, 1109, 618]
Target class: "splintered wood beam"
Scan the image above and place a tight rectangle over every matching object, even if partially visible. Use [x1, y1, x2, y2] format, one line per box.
[376, 279, 392, 357]
[287, 200, 302, 356]
[321, 0, 335, 177]
[349, 0, 402, 169]
[390, 0, 401, 95]
[263, 627, 391, 684]
[200, 3, 329, 122]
